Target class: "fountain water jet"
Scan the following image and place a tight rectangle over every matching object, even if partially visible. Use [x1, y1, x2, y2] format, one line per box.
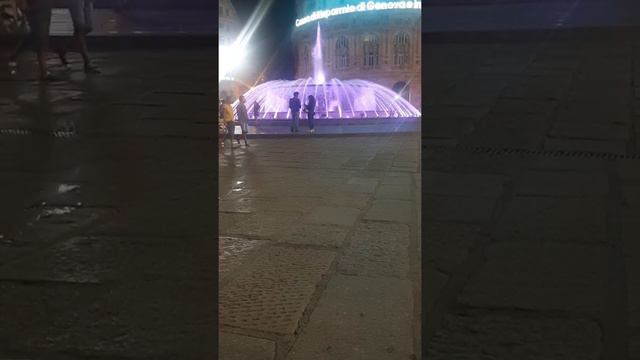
[233, 23, 420, 120]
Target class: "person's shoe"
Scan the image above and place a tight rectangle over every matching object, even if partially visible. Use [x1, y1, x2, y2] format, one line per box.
[245, 142, 250, 147]
[310, 128, 315, 133]
[84, 63, 101, 74]
[8, 62, 17, 76]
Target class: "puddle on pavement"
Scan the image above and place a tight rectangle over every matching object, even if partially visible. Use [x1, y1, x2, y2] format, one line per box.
[57, 184, 81, 194]
[219, 236, 264, 280]
[36, 206, 76, 221]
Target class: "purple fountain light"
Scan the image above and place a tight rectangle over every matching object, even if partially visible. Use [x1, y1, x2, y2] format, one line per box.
[233, 23, 420, 120]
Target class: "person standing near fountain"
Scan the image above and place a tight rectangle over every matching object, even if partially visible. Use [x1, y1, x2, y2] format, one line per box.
[253, 101, 260, 120]
[304, 94, 316, 133]
[236, 95, 250, 147]
[289, 91, 301, 133]
[221, 98, 236, 148]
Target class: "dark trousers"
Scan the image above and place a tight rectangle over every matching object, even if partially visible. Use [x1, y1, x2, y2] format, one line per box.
[308, 111, 315, 130]
[223, 122, 235, 143]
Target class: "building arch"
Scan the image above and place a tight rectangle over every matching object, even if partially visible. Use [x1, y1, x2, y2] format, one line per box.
[392, 81, 410, 101]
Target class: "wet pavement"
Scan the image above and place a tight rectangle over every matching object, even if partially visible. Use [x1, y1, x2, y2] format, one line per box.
[0, 50, 216, 359]
[218, 135, 421, 359]
[424, 0, 640, 358]
[242, 119, 420, 136]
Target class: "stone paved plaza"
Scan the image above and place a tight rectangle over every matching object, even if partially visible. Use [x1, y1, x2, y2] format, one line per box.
[0, 50, 217, 359]
[218, 135, 422, 359]
[423, 26, 640, 359]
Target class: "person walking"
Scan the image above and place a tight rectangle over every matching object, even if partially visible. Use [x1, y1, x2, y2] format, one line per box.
[221, 98, 236, 148]
[288, 91, 301, 133]
[1, 0, 30, 75]
[252, 101, 259, 120]
[8, 0, 55, 81]
[54, 0, 100, 73]
[237, 95, 250, 147]
[304, 94, 316, 133]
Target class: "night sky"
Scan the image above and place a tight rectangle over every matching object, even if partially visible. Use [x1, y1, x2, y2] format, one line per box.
[232, 0, 297, 81]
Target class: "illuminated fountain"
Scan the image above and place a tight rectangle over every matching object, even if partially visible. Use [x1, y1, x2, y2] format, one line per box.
[233, 23, 421, 120]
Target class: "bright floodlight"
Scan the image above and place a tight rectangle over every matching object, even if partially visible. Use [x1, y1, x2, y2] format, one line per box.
[219, 43, 247, 81]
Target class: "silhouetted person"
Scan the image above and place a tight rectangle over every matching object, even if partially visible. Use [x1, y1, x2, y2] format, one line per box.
[253, 101, 260, 119]
[55, 0, 100, 73]
[10, 0, 55, 80]
[304, 94, 316, 133]
[237, 95, 249, 146]
[289, 91, 301, 133]
[221, 98, 235, 147]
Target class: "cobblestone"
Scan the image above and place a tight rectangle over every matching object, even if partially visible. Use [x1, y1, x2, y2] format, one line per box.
[338, 222, 411, 278]
[287, 275, 414, 360]
[428, 310, 602, 360]
[219, 246, 335, 335]
[459, 243, 609, 314]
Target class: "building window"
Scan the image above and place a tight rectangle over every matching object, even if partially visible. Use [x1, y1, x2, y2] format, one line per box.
[335, 36, 349, 69]
[394, 32, 410, 66]
[363, 34, 379, 67]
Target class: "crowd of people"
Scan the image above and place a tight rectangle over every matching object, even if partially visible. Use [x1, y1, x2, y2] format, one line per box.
[1, 0, 100, 81]
[218, 91, 317, 148]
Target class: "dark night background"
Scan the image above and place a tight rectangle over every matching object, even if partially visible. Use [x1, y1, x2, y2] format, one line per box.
[231, 0, 297, 81]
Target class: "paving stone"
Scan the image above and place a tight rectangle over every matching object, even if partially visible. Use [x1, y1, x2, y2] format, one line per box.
[492, 98, 558, 115]
[374, 184, 413, 200]
[623, 221, 640, 329]
[338, 223, 411, 278]
[220, 211, 302, 239]
[364, 199, 414, 223]
[381, 173, 413, 185]
[423, 118, 475, 139]
[623, 186, 640, 208]
[550, 122, 629, 141]
[529, 157, 605, 172]
[618, 159, 640, 181]
[320, 192, 371, 209]
[425, 221, 479, 274]
[494, 196, 607, 244]
[424, 195, 497, 223]
[427, 310, 602, 359]
[630, 334, 640, 359]
[422, 105, 490, 121]
[287, 275, 414, 360]
[219, 237, 266, 284]
[280, 223, 349, 248]
[544, 138, 628, 155]
[0, 236, 140, 284]
[459, 243, 609, 314]
[219, 246, 335, 335]
[424, 171, 506, 198]
[303, 206, 361, 227]
[502, 76, 571, 100]
[556, 103, 630, 125]
[515, 170, 608, 197]
[342, 177, 379, 193]
[219, 332, 275, 360]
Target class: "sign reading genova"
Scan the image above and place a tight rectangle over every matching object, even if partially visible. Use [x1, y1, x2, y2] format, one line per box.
[295, 1, 422, 27]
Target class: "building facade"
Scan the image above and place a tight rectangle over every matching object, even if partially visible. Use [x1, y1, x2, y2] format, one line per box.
[293, 0, 421, 110]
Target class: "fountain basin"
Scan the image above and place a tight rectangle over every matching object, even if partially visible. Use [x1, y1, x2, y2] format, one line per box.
[233, 78, 421, 120]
